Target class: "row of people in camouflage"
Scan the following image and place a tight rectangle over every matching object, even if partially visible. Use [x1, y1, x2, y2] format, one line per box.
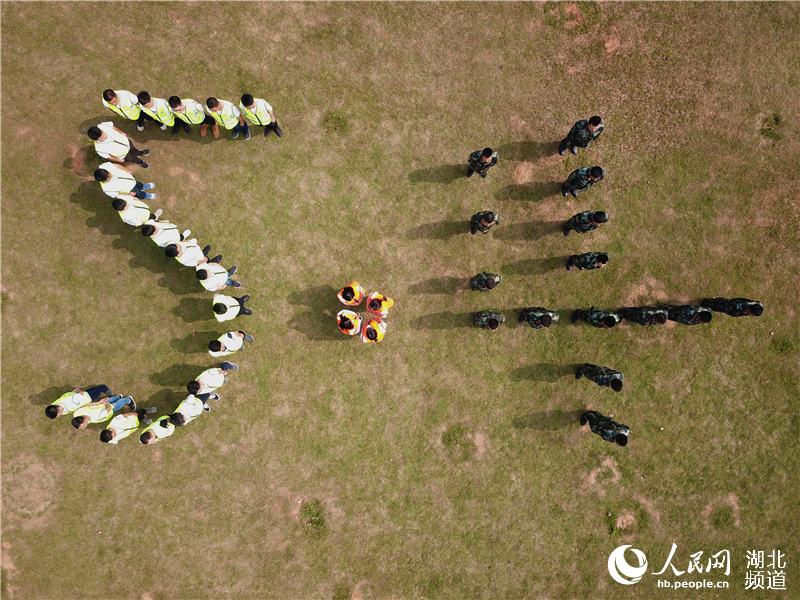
[102, 89, 283, 140]
[44, 363, 240, 444]
[471, 297, 762, 332]
[335, 281, 395, 343]
[470, 210, 609, 238]
[571, 298, 763, 328]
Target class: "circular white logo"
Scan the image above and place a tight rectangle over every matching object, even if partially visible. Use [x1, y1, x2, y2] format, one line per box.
[608, 544, 648, 585]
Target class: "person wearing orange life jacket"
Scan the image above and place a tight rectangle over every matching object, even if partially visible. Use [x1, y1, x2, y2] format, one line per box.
[337, 280, 365, 306]
[361, 318, 386, 344]
[366, 292, 394, 319]
[337, 309, 362, 336]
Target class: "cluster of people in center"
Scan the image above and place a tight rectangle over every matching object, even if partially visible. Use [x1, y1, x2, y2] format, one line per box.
[461, 116, 764, 448]
[43, 88, 266, 445]
[335, 281, 395, 343]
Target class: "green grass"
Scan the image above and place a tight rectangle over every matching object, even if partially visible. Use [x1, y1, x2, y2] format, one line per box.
[1, 2, 799, 599]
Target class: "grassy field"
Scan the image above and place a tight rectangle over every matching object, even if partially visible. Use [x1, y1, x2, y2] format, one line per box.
[2, 2, 799, 599]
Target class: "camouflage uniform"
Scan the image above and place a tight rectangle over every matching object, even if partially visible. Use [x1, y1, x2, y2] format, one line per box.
[559, 120, 605, 155]
[618, 306, 668, 326]
[469, 272, 502, 291]
[518, 307, 559, 329]
[701, 297, 763, 317]
[562, 167, 602, 197]
[467, 149, 498, 178]
[665, 305, 713, 325]
[470, 211, 500, 235]
[575, 363, 624, 389]
[580, 410, 630, 446]
[563, 211, 601, 235]
[474, 310, 505, 330]
[571, 307, 620, 328]
[566, 252, 608, 271]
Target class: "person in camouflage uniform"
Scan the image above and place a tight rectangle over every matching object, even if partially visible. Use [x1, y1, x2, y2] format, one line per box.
[563, 210, 608, 236]
[561, 166, 604, 198]
[470, 211, 500, 235]
[575, 363, 624, 392]
[580, 410, 629, 446]
[469, 272, 501, 291]
[701, 297, 763, 317]
[466, 147, 498, 178]
[618, 306, 668, 325]
[571, 307, 620, 328]
[566, 251, 608, 271]
[474, 310, 505, 330]
[518, 307, 559, 329]
[559, 115, 605, 156]
[665, 304, 713, 325]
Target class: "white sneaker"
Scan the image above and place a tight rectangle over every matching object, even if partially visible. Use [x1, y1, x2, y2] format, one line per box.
[154, 208, 163, 219]
[182, 229, 191, 239]
[136, 124, 144, 132]
[160, 124, 167, 131]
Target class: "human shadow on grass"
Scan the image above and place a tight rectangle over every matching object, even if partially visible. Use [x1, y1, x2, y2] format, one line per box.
[408, 164, 464, 184]
[511, 409, 584, 431]
[172, 297, 213, 323]
[62, 145, 96, 179]
[406, 220, 466, 240]
[411, 311, 474, 330]
[144, 389, 186, 415]
[77, 115, 218, 146]
[407, 276, 465, 295]
[149, 363, 203, 387]
[170, 331, 220, 355]
[496, 181, 561, 202]
[29, 386, 71, 406]
[510, 363, 578, 382]
[497, 140, 557, 162]
[287, 285, 341, 341]
[502, 256, 567, 276]
[494, 220, 563, 241]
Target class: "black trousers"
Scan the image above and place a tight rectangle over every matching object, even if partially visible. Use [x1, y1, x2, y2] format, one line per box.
[124, 143, 146, 166]
[136, 112, 158, 127]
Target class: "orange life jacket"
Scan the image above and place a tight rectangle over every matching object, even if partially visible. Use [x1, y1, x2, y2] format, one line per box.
[366, 292, 394, 318]
[337, 280, 365, 306]
[360, 318, 386, 343]
[337, 310, 362, 336]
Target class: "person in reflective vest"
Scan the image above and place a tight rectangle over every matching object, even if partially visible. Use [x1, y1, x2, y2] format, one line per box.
[168, 95, 214, 136]
[102, 89, 142, 127]
[361, 318, 386, 343]
[45, 385, 112, 419]
[71, 394, 135, 429]
[137, 90, 174, 132]
[239, 93, 283, 138]
[213, 294, 252, 321]
[139, 416, 176, 444]
[338, 280, 365, 306]
[187, 362, 238, 396]
[366, 292, 394, 318]
[337, 309, 362, 336]
[141, 217, 190, 248]
[100, 409, 153, 444]
[205, 97, 248, 140]
[208, 330, 254, 357]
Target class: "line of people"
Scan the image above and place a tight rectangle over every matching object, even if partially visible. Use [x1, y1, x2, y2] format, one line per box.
[46, 90, 264, 444]
[101, 89, 283, 140]
[44, 362, 240, 444]
[335, 281, 394, 343]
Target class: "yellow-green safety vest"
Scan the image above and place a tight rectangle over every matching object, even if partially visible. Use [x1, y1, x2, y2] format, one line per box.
[240, 102, 271, 126]
[208, 102, 240, 130]
[102, 94, 141, 120]
[173, 99, 206, 125]
[141, 100, 175, 126]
